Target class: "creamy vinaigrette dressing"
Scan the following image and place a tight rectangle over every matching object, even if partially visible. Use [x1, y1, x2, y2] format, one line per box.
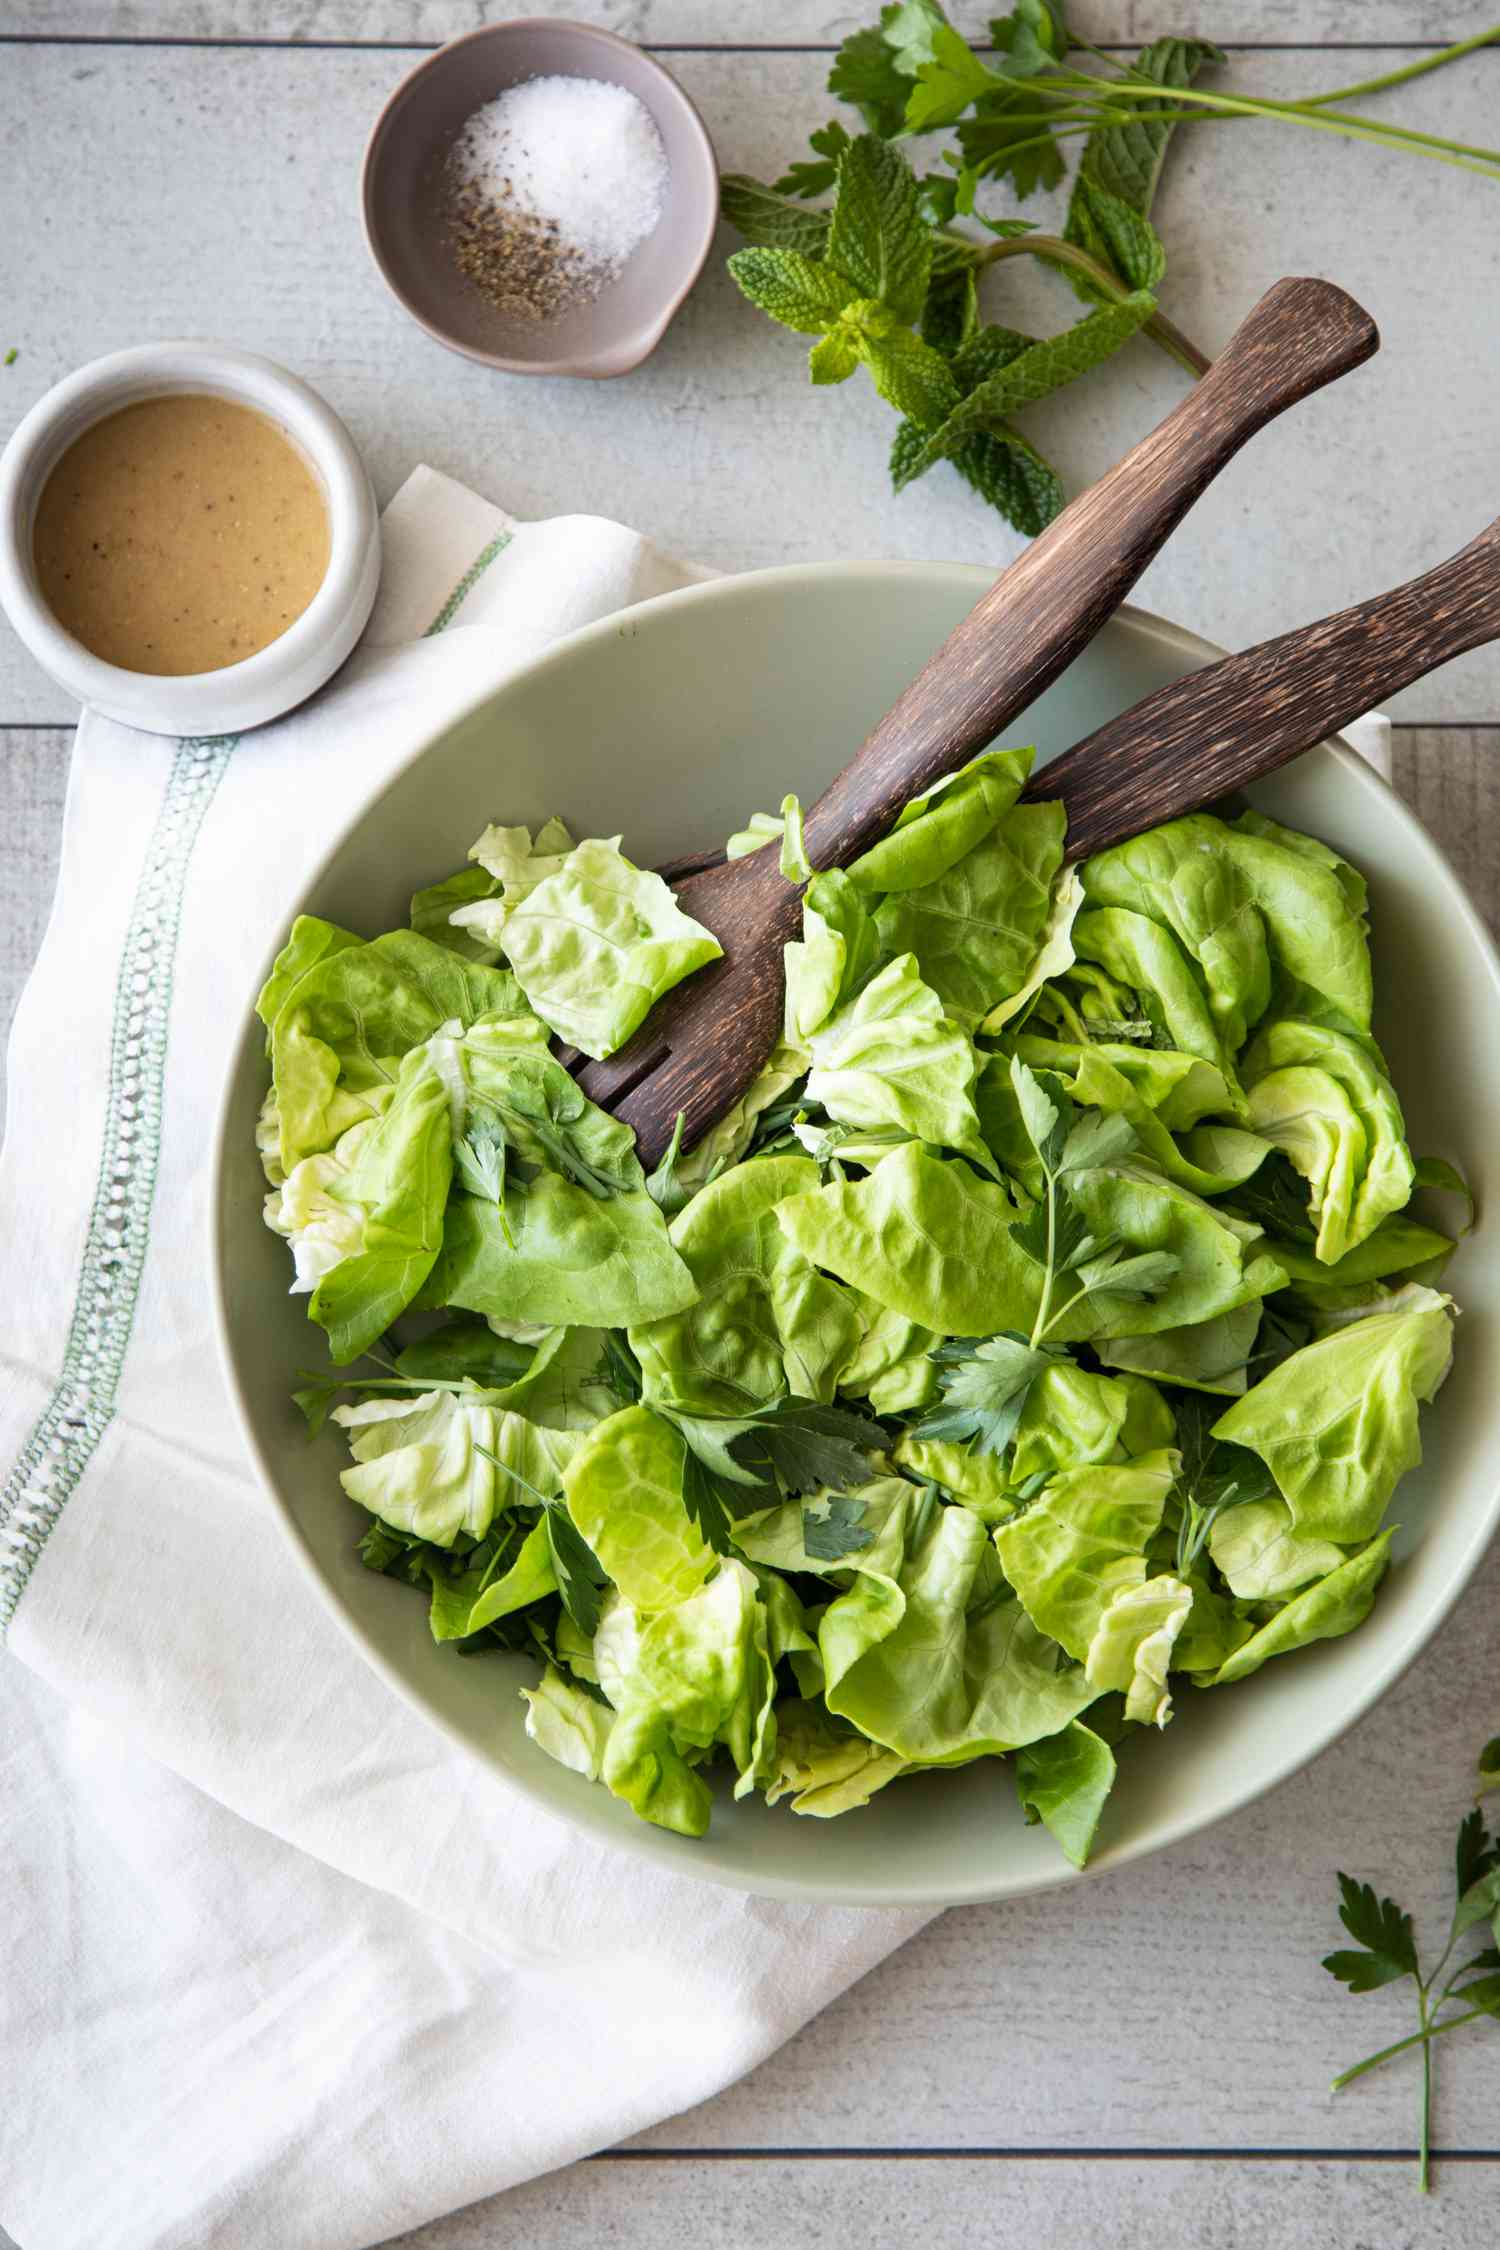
[32, 393, 330, 676]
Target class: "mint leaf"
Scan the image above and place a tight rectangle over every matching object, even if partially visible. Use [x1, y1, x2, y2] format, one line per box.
[1079, 38, 1222, 212]
[811, 330, 861, 385]
[952, 323, 1038, 386]
[827, 135, 932, 325]
[1324, 1875, 1420, 1991]
[802, 1492, 876, 1561]
[1063, 37, 1221, 298]
[916, 1331, 1055, 1455]
[895, 293, 1157, 484]
[950, 429, 1065, 535]
[728, 248, 862, 335]
[1063, 179, 1166, 296]
[720, 175, 832, 257]
[922, 264, 978, 355]
[854, 317, 961, 425]
[774, 120, 853, 200]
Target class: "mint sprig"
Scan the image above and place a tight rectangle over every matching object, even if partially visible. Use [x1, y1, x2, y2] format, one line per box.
[723, 5, 1500, 540]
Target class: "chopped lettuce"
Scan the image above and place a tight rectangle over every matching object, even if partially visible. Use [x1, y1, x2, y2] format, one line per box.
[261, 772, 1460, 1867]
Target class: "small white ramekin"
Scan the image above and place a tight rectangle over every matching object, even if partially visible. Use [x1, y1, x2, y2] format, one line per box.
[0, 341, 381, 736]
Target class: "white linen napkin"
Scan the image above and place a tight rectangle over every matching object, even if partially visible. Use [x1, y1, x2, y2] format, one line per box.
[0, 469, 931, 2250]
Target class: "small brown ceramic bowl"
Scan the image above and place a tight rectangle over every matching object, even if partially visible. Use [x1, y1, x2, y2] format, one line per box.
[362, 18, 718, 379]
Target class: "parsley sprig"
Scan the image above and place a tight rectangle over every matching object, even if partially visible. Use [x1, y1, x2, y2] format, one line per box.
[1324, 1741, 1500, 2192]
[916, 1056, 1176, 1453]
[724, 4, 1500, 537]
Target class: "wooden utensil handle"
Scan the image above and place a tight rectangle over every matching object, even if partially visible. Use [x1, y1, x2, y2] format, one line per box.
[1036, 512, 1500, 862]
[799, 275, 1379, 873]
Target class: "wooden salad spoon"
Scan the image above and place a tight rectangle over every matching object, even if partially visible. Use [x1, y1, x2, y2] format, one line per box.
[573, 274, 1381, 1166]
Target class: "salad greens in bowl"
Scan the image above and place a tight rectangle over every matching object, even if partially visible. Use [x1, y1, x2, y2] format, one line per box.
[214, 564, 1500, 1904]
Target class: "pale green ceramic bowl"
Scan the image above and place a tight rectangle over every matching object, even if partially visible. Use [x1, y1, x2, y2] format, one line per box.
[213, 563, 1500, 1906]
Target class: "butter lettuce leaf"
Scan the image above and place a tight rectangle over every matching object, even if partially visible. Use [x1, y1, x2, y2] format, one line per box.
[268, 930, 531, 1172]
[335, 1388, 575, 1546]
[521, 1664, 613, 1779]
[495, 836, 722, 1060]
[1085, 1573, 1194, 1726]
[562, 1405, 715, 1613]
[1211, 1290, 1453, 1542]
[993, 1452, 1179, 1661]
[776, 1141, 1043, 1337]
[632, 1155, 862, 1416]
[846, 745, 1033, 894]
[805, 951, 993, 1163]
[423, 1174, 695, 1330]
[1015, 1720, 1117, 1869]
[305, 1048, 454, 1363]
[872, 799, 1067, 1031]
[1210, 1531, 1396, 1685]
[765, 1699, 909, 1816]
[1243, 1018, 1414, 1264]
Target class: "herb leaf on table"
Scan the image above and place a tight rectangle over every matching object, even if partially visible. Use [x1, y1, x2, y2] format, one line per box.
[1325, 1740, 1500, 2191]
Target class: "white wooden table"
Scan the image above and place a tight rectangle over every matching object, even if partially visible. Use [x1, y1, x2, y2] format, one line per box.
[3, 7, 1499, 2244]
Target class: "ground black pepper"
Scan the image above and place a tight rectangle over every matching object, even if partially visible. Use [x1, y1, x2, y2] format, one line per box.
[445, 176, 596, 323]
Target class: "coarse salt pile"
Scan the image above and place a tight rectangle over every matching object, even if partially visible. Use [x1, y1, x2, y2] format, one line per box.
[448, 73, 670, 304]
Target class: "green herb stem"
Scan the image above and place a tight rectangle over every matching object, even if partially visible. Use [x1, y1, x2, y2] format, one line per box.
[1029, 1170, 1059, 1347]
[1299, 27, 1500, 110]
[296, 1372, 474, 1396]
[1330, 2000, 1491, 2092]
[963, 232, 1212, 377]
[1037, 74, 1500, 180]
[1420, 1989, 1434, 2195]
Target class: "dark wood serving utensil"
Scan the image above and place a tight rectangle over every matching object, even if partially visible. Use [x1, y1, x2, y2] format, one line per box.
[573, 275, 1380, 1166]
[1029, 510, 1500, 861]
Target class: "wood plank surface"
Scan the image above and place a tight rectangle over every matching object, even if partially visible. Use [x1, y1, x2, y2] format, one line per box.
[4, 5, 1493, 48]
[383, 2154, 1500, 2248]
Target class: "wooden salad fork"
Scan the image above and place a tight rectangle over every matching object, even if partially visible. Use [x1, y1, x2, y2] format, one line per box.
[572, 275, 1381, 1167]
